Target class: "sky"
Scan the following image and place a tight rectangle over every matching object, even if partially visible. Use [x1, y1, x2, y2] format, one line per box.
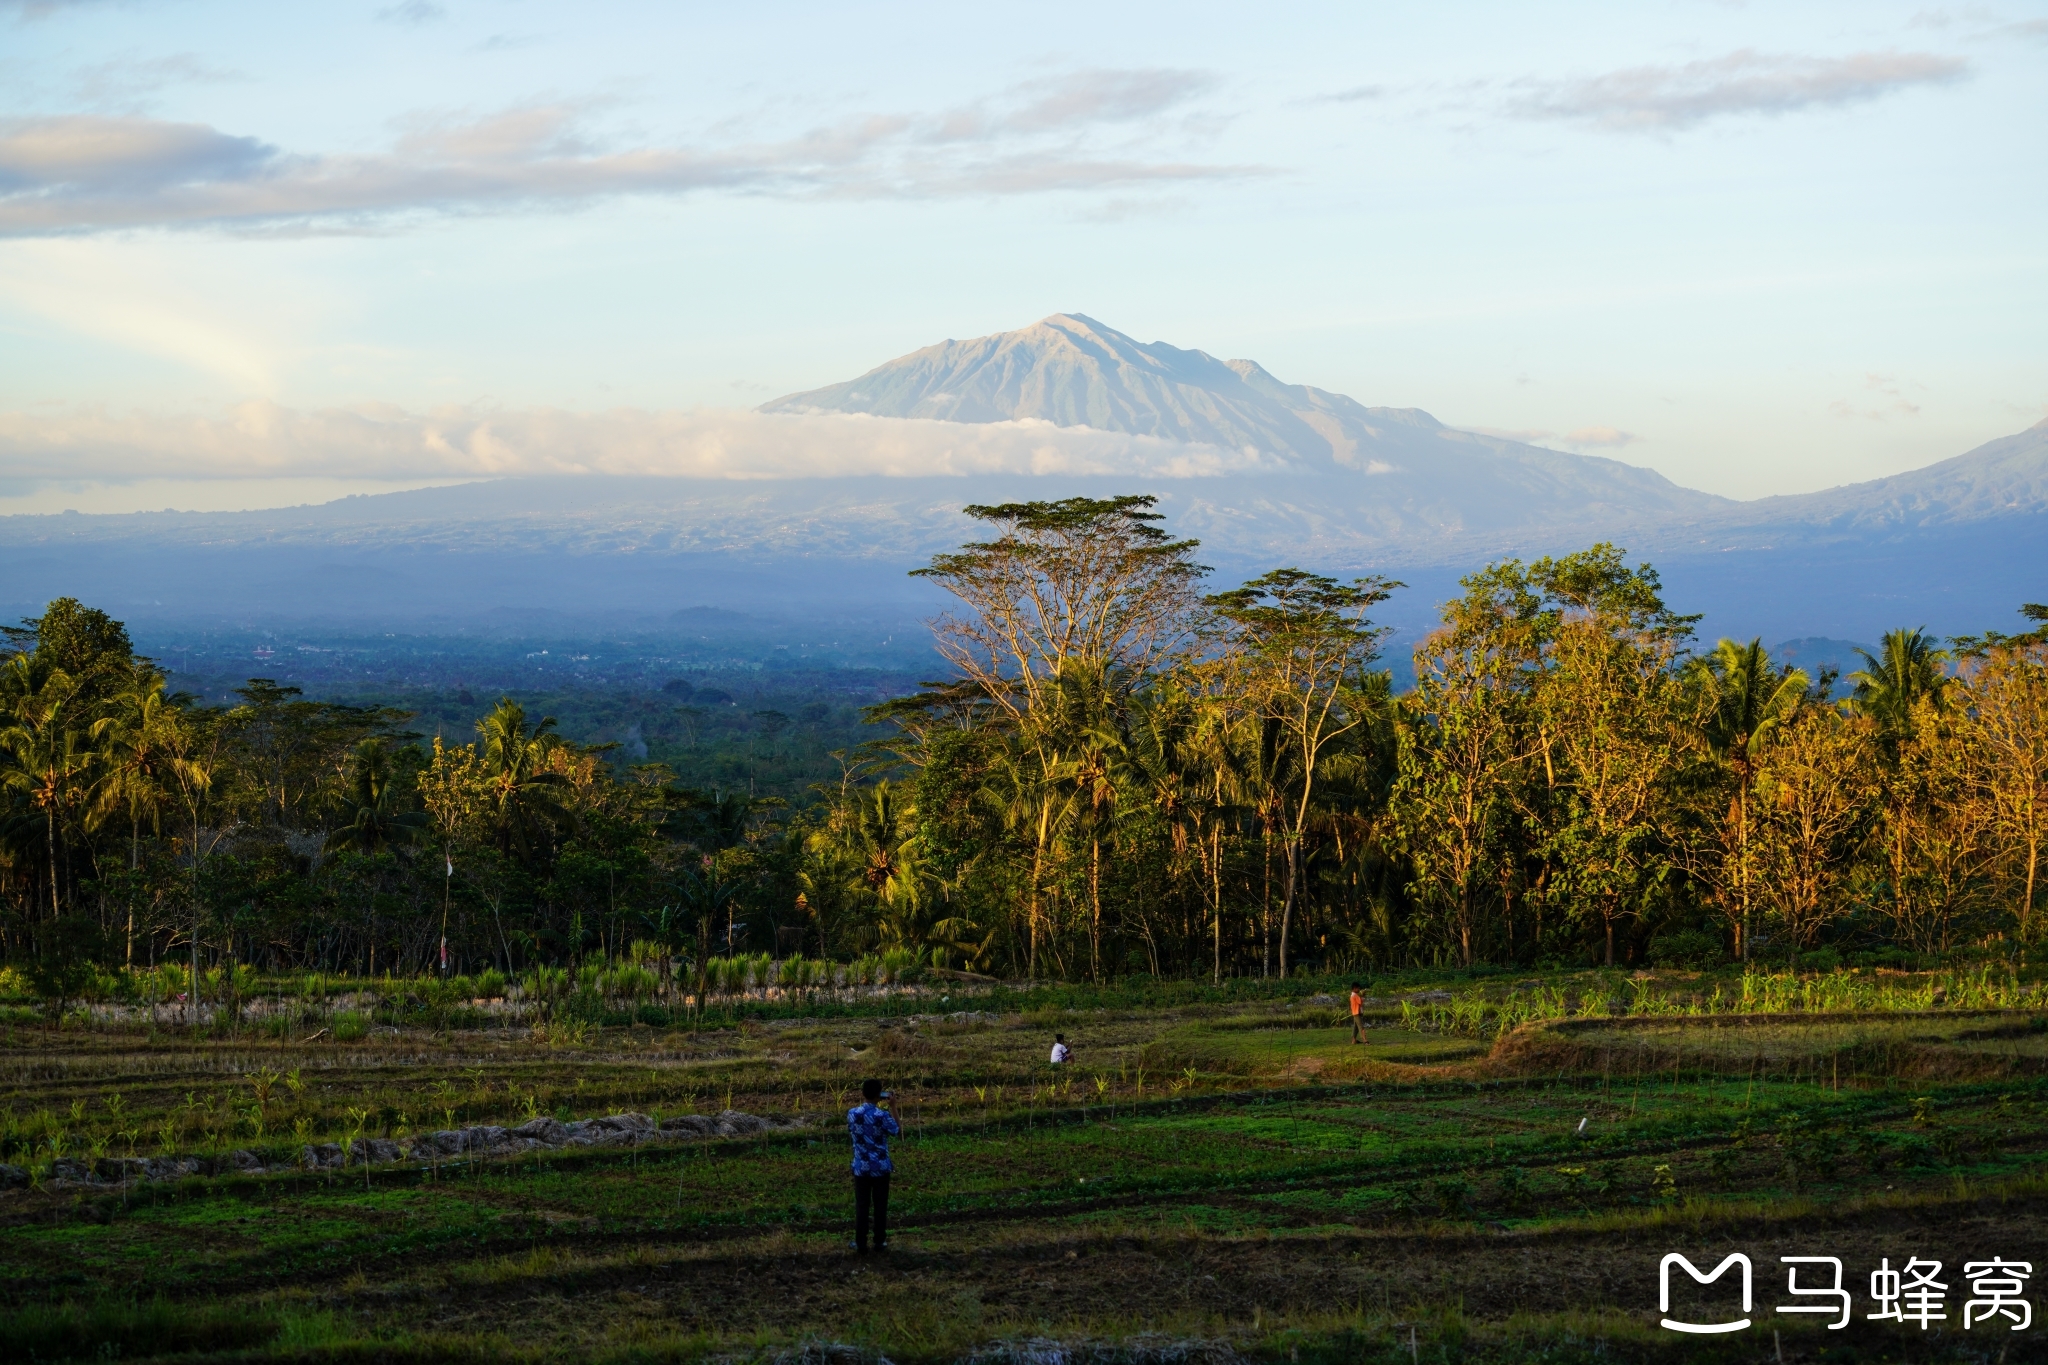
[0, 0, 2043, 513]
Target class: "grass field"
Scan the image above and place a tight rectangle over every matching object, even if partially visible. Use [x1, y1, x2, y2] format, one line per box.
[4, 972, 2046, 1363]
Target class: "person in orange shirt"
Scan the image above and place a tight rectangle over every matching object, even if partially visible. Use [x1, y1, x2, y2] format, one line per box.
[1349, 984, 1367, 1045]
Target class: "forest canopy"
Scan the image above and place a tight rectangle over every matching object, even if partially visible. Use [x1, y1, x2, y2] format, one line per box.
[2, 496, 2043, 997]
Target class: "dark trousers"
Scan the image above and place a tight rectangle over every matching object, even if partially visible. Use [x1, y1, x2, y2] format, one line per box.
[854, 1173, 890, 1249]
[1351, 1014, 1367, 1042]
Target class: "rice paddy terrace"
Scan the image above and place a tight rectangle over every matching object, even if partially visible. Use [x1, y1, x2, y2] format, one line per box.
[3, 970, 2046, 1364]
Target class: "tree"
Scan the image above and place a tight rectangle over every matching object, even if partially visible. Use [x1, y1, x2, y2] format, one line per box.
[1530, 546, 1703, 965]
[1689, 638, 1810, 960]
[1962, 642, 2048, 941]
[94, 665, 185, 962]
[914, 495, 1210, 720]
[326, 739, 427, 855]
[0, 656, 101, 921]
[18, 597, 133, 701]
[1206, 569, 1398, 976]
[163, 707, 236, 1021]
[1849, 629, 1950, 749]
[1750, 706, 1875, 953]
[914, 496, 1209, 978]
[1396, 563, 1542, 966]
[1868, 695, 1998, 953]
[474, 700, 570, 862]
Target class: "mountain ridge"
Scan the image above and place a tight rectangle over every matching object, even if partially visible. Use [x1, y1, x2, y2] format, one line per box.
[2, 319, 2041, 646]
[760, 311, 1727, 543]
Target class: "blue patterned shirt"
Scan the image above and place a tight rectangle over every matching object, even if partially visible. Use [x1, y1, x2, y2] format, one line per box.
[847, 1102, 900, 1176]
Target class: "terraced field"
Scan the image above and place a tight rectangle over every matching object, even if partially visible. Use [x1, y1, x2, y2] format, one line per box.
[3, 989, 2046, 1362]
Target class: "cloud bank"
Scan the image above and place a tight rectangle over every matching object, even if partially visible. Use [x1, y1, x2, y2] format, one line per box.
[1519, 49, 1967, 131]
[0, 68, 1258, 235]
[0, 403, 1288, 483]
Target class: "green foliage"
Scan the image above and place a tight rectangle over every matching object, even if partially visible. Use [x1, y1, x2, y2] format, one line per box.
[5, 515, 2047, 993]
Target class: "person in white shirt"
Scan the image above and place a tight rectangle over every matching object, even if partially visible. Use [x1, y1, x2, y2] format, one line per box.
[1049, 1033, 1072, 1064]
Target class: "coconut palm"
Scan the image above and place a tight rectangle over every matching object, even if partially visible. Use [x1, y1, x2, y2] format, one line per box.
[844, 780, 988, 968]
[1044, 663, 1124, 980]
[1690, 638, 1810, 960]
[474, 699, 570, 861]
[1849, 628, 1950, 747]
[0, 655, 102, 919]
[95, 665, 183, 867]
[326, 739, 428, 854]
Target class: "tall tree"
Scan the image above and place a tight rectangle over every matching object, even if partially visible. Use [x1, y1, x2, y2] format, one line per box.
[1531, 546, 1703, 965]
[326, 739, 427, 855]
[0, 656, 100, 920]
[1962, 642, 2048, 941]
[474, 699, 570, 862]
[1689, 638, 1810, 960]
[1205, 569, 1398, 976]
[1750, 706, 1875, 954]
[913, 496, 1208, 976]
[94, 665, 185, 962]
[1396, 563, 1543, 966]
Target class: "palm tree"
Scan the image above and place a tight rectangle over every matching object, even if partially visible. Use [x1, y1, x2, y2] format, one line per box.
[677, 854, 746, 1018]
[93, 664, 184, 963]
[0, 655, 102, 920]
[474, 699, 569, 861]
[1045, 664, 1123, 981]
[325, 739, 427, 855]
[1849, 628, 1950, 747]
[1102, 687, 1200, 976]
[164, 711, 231, 1023]
[848, 780, 921, 915]
[1691, 638, 1809, 961]
[843, 781, 987, 969]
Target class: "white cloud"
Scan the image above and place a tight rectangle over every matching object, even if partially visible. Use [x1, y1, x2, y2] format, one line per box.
[1559, 425, 1639, 448]
[0, 70, 1260, 236]
[1518, 49, 1968, 131]
[0, 402, 1289, 483]
[1461, 424, 1639, 449]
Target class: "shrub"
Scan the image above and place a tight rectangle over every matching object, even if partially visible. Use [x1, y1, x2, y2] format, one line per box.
[1797, 946, 1843, 973]
[332, 1010, 368, 1042]
[1647, 929, 1725, 970]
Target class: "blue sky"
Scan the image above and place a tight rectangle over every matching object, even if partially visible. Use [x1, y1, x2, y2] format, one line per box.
[0, 0, 2042, 511]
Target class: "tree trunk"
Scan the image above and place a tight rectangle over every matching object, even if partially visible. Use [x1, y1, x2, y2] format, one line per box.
[2025, 831, 2038, 944]
[1737, 780, 1751, 964]
[1260, 830, 1272, 978]
[1459, 885, 1473, 968]
[1089, 835, 1102, 983]
[1212, 824, 1222, 986]
[191, 817, 203, 1028]
[46, 806, 60, 920]
[1278, 839, 1299, 978]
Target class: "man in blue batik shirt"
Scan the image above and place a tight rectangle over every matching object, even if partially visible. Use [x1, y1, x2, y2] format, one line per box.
[847, 1078, 900, 1254]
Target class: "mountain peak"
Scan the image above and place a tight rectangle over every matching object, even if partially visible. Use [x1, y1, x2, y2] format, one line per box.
[757, 315, 1722, 532]
[763, 314, 1371, 463]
